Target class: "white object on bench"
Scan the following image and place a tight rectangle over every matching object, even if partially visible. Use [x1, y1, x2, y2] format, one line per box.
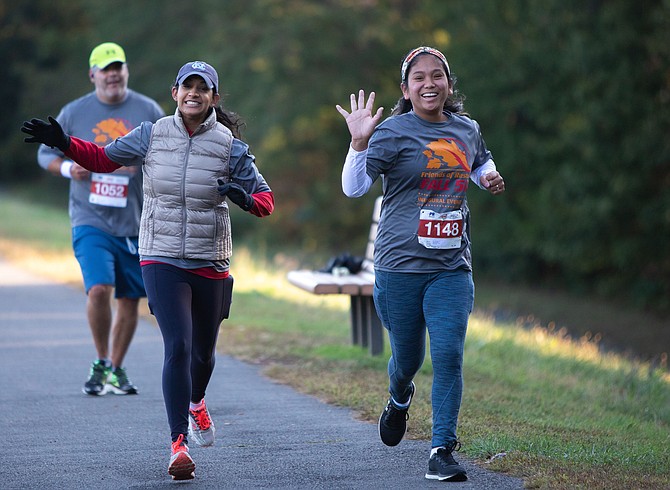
[287, 196, 384, 355]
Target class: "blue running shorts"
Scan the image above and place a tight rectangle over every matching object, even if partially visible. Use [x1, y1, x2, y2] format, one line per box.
[72, 225, 146, 299]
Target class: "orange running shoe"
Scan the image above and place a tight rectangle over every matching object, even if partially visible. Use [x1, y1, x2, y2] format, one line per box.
[168, 434, 195, 480]
[188, 399, 216, 447]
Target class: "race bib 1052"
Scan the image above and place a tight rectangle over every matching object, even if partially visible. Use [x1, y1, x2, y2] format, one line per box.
[89, 173, 129, 208]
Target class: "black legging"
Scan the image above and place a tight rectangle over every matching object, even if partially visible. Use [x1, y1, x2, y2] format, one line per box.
[142, 262, 228, 442]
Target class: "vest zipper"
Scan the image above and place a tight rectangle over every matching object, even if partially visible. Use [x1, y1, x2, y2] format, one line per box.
[180, 138, 192, 258]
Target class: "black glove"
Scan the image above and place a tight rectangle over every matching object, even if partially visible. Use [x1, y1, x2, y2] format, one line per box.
[217, 180, 254, 211]
[21, 116, 71, 152]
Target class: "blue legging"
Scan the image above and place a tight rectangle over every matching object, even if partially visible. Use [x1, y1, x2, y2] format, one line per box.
[373, 269, 474, 448]
[142, 263, 228, 442]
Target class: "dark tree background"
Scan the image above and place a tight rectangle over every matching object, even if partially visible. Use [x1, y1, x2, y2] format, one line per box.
[2, 0, 668, 313]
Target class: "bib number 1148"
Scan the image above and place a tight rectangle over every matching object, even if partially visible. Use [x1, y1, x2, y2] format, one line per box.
[418, 209, 464, 249]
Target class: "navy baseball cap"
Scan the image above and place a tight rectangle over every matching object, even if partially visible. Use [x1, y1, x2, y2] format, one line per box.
[175, 61, 219, 93]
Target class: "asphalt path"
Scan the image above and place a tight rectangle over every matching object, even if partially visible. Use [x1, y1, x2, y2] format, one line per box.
[0, 259, 524, 489]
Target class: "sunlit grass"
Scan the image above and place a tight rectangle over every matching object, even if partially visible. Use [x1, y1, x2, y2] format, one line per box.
[223, 249, 670, 490]
[0, 237, 81, 286]
[0, 192, 80, 285]
[1, 191, 668, 489]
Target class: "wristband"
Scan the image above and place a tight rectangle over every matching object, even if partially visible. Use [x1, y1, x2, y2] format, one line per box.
[60, 160, 74, 179]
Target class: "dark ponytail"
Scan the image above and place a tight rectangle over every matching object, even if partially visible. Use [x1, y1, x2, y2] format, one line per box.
[214, 106, 245, 140]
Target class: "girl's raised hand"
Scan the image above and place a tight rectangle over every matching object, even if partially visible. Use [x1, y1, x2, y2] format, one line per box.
[336, 89, 384, 151]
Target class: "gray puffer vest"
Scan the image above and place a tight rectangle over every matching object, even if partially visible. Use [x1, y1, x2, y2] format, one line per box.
[139, 109, 233, 260]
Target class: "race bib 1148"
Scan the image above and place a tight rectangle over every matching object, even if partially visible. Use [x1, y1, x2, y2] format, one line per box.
[417, 209, 464, 249]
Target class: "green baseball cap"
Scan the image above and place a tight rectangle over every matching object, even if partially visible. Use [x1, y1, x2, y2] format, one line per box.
[89, 42, 126, 69]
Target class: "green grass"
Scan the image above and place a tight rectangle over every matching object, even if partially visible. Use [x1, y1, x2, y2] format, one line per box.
[225, 282, 670, 489]
[0, 191, 71, 250]
[1, 190, 668, 490]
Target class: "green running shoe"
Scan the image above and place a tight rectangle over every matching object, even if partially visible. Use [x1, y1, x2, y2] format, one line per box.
[106, 366, 138, 395]
[83, 360, 111, 396]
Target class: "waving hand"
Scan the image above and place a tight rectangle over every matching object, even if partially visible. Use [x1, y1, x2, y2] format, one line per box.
[336, 90, 384, 151]
[21, 116, 71, 151]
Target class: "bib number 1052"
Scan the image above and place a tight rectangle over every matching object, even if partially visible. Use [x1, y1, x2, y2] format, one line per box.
[89, 173, 129, 208]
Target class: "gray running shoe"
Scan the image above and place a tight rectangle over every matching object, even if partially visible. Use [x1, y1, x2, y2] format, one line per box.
[168, 434, 195, 480]
[188, 400, 215, 447]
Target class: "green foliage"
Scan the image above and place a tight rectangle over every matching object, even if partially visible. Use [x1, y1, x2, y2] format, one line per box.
[450, 1, 670, 312]
[4, 0, 669, 313]
[1, 0, 93, 178]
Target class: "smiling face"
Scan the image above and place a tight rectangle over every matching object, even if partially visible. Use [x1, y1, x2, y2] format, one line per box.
[90, 62, 129, 104]
[172, 75, 220, 130]
[401, 54, 452, 122]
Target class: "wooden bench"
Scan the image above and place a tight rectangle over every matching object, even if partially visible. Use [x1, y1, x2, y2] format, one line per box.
[287, 196, 384, 355]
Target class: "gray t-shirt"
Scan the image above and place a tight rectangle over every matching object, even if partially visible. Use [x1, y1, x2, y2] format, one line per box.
[38, 89, 165, 237]
[366, 111, 493, 273]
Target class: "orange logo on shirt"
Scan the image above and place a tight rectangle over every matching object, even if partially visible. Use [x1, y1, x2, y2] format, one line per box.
[423, 139, 470, 171]
[92, 118, 133, 146]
